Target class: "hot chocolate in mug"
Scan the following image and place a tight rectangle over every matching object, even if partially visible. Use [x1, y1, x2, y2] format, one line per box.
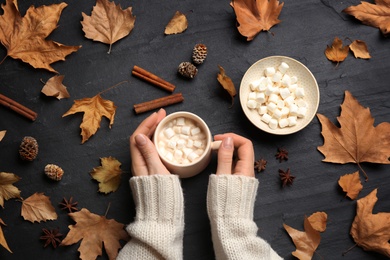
[153, 111, 221, 178]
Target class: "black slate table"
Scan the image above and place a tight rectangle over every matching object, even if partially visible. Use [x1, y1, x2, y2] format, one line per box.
[0, 0, 389, 259]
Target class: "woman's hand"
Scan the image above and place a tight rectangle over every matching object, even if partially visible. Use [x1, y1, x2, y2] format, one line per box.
[129, 109, 170, 176]
[214, 133, 255, 177]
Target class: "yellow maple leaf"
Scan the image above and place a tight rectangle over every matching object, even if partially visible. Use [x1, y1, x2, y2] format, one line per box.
[0, 0, 81, 73]
[62, 94, 117, 144]
[21, 192, 58, 223]
[90, 157, 122, 194]
[61, 208, 129, 260]
[0, 172, 21, 208]
[81, 0, 135, 54]
[324, 37, 349, 64]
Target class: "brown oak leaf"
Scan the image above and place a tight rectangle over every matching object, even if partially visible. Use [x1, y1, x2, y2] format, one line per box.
[81, 0, 135, 54]
[90, 157, 122, 194]
[343, 0, 390, 35]
[349, 40, 371, 59]
[0, 130, 6, 141]
[350, 189, 390, 257]
[284, 216, 321, 259]
[230, 0, 284, 41]
[62, 94, 117, 144]
[338, 171, 363, 200]
[0, 218, 11, 253]
[61, 208, 129, 260]
[0, 0, 81, 73]
[41, 75, 70, 100]
[325, 37, 349, 63]
[21, 192, 58, 223]
[317, 91, 390, 180]
[217, 65, 236, 107]
[164, 11, 188, 35]
[308, 211, 328, 233]
[0, 172, 21, 208]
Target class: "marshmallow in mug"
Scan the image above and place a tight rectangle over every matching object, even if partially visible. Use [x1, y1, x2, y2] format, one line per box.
[247, 62, 307, 130]
[157, 117, 207, 165]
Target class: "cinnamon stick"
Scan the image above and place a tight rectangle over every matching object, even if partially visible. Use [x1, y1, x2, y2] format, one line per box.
[132, 65, 176, 92]
[134, 93, 184, 114]
[0, 94, 37, 121]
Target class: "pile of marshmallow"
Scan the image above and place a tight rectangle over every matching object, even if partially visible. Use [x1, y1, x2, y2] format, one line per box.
[157, 117, 207, 164]
[246, 62, 307, 130]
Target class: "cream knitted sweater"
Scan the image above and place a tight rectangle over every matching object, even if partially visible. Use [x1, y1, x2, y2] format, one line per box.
[117, 174, 282, 260]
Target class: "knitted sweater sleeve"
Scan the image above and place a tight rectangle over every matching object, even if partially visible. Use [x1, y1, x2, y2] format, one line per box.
[117, 175, 184, 260]
[207, 174, 283, 260]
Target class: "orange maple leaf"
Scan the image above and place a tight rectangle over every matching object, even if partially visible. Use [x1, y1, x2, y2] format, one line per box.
[343, 0, 390, 35]
[62, 94, 117, 144]
[0, 0, 81, 73]
[41, 75, 70, 100]
[324, 37, 349, 64]
[317, 91, 390, 180]
[21, 192, 58, 223]
[338, 171, 363, 200]
[90, 157, 122, 194]
[230, 0, 284, 41]
[349, 189, 390, 257]
[61, 208, 129, 260]
[81, 0, 135, 54]
[0, 172, 21, 208]
[284, 216, 321, 259]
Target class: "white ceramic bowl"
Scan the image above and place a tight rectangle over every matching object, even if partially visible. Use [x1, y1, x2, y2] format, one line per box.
[239, 56, 320, 135]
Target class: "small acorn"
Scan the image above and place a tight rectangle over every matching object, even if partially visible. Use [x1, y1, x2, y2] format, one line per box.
[178, 62, 198, 79]
[19, 136, 38, 161]
[44, 164, 64, 181]
[192, 43, 207, 64]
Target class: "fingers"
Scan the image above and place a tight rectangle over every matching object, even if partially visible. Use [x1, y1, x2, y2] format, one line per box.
[214, 133, 255, 177]
[134, 134, 170, 175]
[216, 137, 234, 175]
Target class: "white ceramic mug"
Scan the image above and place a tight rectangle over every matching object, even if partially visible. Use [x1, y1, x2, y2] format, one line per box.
[153, 111, 221, 178]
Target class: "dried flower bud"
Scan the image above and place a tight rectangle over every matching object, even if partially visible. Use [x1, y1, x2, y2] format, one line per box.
[178, 62, 198, 79]
[44, 164, 64, 181]
[19, 136, 38, 161]
[192, 43, 207, 64]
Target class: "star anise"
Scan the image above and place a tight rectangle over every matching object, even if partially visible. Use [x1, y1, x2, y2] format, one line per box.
[40, 228, 63, 248]
[254, 158, 267, 173]
[59, 197, 78, 213]
[275, 147, 288, 162]
[279, 168, 295, 187]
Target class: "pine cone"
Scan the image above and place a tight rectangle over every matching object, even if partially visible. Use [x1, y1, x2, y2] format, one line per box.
[44, 164, 64, 181]
[19, 136, 38, 161]
[178, 62, 198, 79]
[192, 44, 207, 64]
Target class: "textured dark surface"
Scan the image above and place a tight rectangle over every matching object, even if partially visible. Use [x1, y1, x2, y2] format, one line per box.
[0, 0, 389, 259]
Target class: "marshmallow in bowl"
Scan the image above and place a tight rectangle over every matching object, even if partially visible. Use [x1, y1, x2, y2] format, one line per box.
[246, 62, 307, 130]
[157, 117, 207, 164]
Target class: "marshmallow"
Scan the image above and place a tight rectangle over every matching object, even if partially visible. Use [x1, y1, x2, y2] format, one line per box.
[278, 62, 289, 74]
[273, 109, 283, 119]
[167, 140, 177, 149]
[297, 99, 307, 107]
[267, 102, 277, 113]
[279, 88, 291, 100]
[174, 150, 183, 160]
[187, 152, 199, 162]
[247, 99, 257, 109]
[176, 139, 186, 149]
[269, 119, 278, 129]
[248, 91, 257, 100]
[191, 127, 201, 136]
[265, 84, 276, 96]
[272, 71, 283, 83]
[186, 139, 194, 148]
[176, 117, 185, 126]
[249, 79, 261, 91]
[281, 74, 291, 87]
[276, 100, 285, 109]
[288, 116, 297, 126]
[281, 107, 290, 117]
[268, 93, 279, 104]
[255, 92, 266, 104]
[163, 128, 175, 139]
[295, 87, 305, 98]
[258, 106, 267, 115]
[193, 140, 203, 148]
[261, 113, 272, 123]
[297, 107, 307, 118]
[265, 67, 276, 77]
[290, 75, 298, 84]
[279, 118, 289, 128]
[181, 126, 191, 135]
[289, 104, 298, 116]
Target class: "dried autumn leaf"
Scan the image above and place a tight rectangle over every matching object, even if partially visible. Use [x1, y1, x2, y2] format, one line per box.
[350, 189, 390, 257]
[284, 216, 321, 259]
[317, 91, 390, 180]
[338, 171, 363, 200]
[62, 94, 117, 144]
[0, 172, 21, 208]
[164, 11, 188, 35]
[230, 0, 284, 41]
[41, 75, 70, 100]
[325, 37, 349, 63]
[343, 0, 390, 35]
[21, 192, 58, 223]
[90, 157, 122, 194]
[308, 212, 327, 233]
[0, 218, 11, 253]
[217, 65, 236, 107]
[0, 0, 81, 73]
[349, 40, 371, 59]
[81, 0, 135, 54]
[61, 208, 129, 260]
[0, 130, 6, 141]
